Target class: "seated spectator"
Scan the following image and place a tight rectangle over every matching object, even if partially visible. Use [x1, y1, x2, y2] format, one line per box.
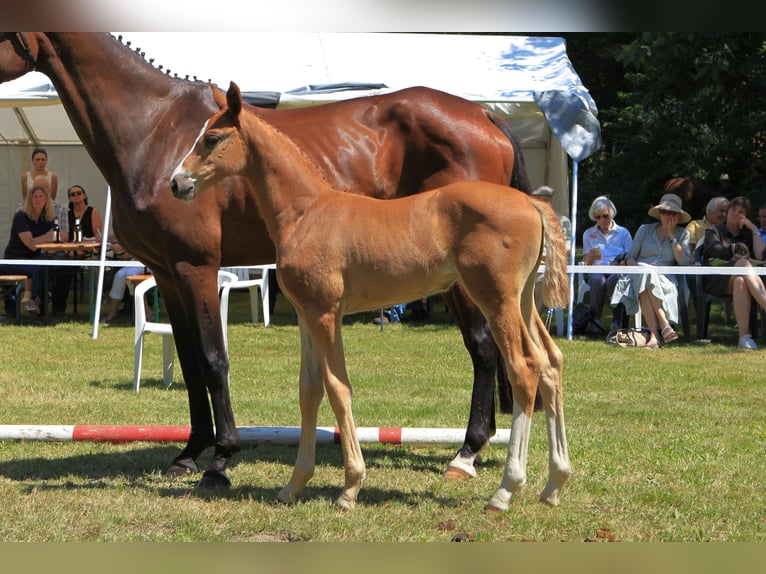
[373, 303, 406, 326]
[757, 203, 766, 242]
[702, 196, 766, 350]
[611, 194, 691, 349]
[102, 239, 147, 323]
[49, 184, 104, 318]
[1, 184, 57, 315]
[581, 196, 633, 334]
[686, 196, 729, 251]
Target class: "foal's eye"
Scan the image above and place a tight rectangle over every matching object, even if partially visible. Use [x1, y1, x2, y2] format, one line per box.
[203, 133, 221, 149]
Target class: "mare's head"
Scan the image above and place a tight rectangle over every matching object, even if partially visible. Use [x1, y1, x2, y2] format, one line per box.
[171, 81, 246, 201]
[0, 33, 39, 82]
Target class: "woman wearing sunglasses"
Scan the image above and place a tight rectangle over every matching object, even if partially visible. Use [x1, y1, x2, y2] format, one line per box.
[611, 193, 692, 349]
[581, 196, 633, 334]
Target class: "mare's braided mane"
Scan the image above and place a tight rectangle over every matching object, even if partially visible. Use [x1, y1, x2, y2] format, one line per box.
[111, 33, 210, 84]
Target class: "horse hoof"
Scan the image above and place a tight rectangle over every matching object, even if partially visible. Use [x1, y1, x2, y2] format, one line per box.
[333, 497, 355, 512]
[444, 466, 476, 481]
[276, 488, 295, 505]
[164, 461, 199, 478]
[196, 470, 231, 490]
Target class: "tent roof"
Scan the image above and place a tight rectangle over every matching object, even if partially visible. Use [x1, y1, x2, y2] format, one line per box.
[0, 33, 600, 161]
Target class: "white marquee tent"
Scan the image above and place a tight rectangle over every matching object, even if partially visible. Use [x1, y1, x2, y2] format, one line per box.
[0, 33, 600, 238]
[0, 33, 600, 335]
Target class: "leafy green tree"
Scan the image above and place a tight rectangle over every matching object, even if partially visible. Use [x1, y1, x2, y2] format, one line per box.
[567, 33, 766, 234]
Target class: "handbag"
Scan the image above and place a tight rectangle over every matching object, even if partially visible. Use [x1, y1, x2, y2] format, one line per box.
[606, 327, 651, 348]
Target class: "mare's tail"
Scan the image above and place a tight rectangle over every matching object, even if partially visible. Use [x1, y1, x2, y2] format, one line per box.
[530, 199, 569, 310]
[488, 112, 532, 193]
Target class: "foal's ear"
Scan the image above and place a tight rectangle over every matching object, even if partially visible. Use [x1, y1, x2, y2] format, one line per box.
[226, 81, 243, 119]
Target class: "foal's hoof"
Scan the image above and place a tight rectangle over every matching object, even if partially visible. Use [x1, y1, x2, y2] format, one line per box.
[484, 504, 504, 513]
[164, 461, 199, 478]
[196, 470, 232, 490]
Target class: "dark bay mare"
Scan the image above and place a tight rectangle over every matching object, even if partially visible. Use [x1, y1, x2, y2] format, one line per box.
[0, 33, 531, 489]
[171, 82, 571, 510]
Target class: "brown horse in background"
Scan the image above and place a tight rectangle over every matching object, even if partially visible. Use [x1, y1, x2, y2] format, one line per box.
[664, 176, 715, 220]
[0, 33, 529, 489]
[171, 82, 571, 511]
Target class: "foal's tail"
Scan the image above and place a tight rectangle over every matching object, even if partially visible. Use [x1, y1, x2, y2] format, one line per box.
[531, 200, 569, 309]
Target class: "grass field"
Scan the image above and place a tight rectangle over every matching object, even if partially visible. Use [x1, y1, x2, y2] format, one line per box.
[0, 290, 764, 543]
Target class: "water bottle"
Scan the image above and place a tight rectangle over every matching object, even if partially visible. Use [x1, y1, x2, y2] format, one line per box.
[52, 218, 61, 243]
[73, 218, 83, 243]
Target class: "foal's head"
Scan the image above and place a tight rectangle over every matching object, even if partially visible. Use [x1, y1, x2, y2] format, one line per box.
[171, 81, 247, 201]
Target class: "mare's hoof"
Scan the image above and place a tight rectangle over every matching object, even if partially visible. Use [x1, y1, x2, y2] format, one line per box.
[444, 467, 473, 481]
[196, 470, 232, 490]
[164, 461, 199, 478]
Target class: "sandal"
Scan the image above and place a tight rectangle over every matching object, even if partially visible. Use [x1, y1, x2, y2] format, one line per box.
[661, 325, 679, 343]
[643, 339, 660, 350]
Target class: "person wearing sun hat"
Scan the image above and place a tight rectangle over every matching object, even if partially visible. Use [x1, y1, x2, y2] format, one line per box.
[610, 193, 691, 349]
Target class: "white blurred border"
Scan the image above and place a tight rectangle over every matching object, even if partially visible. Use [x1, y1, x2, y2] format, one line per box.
[6, 0, 614, 32]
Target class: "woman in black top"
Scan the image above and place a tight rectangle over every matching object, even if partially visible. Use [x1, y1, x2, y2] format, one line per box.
[702, 196, 766, 349]
[67, 184, 103, 240]
[2, 184, 57, 314]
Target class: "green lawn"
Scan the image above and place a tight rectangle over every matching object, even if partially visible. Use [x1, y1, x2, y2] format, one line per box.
[0, 291, 763, 542]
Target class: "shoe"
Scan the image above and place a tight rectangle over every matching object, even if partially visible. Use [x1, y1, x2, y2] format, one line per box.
[24, 298, 40, 314]
[738, 335, 758, 350]
[586, 321, 605, 336]
[661, 325, 679, 344]
[373, 314, 390, 325]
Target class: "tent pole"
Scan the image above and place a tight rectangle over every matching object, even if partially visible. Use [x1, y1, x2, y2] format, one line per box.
[91, 185, 111, 340]
[567, 160, 578, 340]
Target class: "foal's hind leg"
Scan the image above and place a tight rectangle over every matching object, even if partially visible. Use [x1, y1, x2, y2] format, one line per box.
[529, 311, 571, 506]
[277, 319, 325, 504]
[483, 302, 542, 512]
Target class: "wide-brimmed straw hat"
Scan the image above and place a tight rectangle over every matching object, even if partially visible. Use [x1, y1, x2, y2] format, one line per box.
[648, 193, 691, 224]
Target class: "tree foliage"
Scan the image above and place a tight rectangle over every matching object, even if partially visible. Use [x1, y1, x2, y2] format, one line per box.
[564, 33, 766, 234]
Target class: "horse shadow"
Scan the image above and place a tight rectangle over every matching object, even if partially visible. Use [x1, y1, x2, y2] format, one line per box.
[0, 439, 503, 507]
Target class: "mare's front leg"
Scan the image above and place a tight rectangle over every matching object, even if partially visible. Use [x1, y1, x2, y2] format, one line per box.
[158, 268, 241, 488]
[277, 318, 325, 504]
[441, 285, 503, 480]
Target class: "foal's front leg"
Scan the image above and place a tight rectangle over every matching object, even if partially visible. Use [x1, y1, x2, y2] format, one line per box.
[307, 312, 366, 510]
[277, 319, 325, 504]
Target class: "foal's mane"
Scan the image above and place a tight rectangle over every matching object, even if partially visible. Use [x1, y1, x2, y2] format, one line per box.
[228, 87, 335, 191]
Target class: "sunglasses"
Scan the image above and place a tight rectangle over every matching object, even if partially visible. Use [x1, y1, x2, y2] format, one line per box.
[69, 190, 84, 197]
[595, 214, 611, 220]
[658, 209, 677, 216]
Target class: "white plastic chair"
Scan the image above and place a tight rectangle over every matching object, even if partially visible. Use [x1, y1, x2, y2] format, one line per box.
[133, 270, 237, 392]
[220, 265, 274, 328]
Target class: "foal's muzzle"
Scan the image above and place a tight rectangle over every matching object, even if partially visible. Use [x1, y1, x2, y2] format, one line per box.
[170, 172, 197, 201]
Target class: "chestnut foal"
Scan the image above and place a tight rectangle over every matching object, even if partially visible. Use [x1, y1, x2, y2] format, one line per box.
[171, 82, 571, 511]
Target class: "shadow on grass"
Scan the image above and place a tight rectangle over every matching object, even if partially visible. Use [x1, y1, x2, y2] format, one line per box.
[0, 440, 503, 507]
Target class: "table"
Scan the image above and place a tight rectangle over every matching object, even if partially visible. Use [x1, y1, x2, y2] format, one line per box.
[37, 241, 101, 320]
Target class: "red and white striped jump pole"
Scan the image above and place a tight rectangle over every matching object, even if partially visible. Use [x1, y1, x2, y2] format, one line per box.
[0, 425, 511, 445]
